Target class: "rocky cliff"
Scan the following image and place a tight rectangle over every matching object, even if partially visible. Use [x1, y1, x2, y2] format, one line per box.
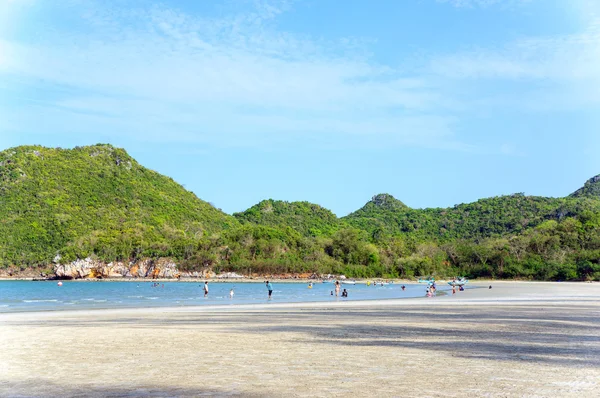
[52, 258, 216, 280]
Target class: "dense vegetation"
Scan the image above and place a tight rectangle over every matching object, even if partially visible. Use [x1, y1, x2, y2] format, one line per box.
[1, 144, 599, 281]
[0, 145, 237, 267]
[344, 193, 600, 241]
[234, 199, 342, 237]
[570, 175, 600, 199]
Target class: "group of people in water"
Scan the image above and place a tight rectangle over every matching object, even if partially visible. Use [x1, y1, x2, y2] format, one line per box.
[331, 281, 349, 297]
[451, 285, 465, 295]
[426, 283, 437, 297]
[200, 280, 274, 299]
[195, 279, 476, 300]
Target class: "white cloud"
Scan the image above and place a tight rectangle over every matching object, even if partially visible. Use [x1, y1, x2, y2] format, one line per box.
[430, 22, 600, 81]
[428, 18, 600, 111]
[0, 0, 598, 154]
[0, 0, 467, 150]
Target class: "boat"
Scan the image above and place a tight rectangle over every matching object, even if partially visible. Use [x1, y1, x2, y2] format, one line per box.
[341, 280, 356, 285]
[418, 278, 435, 284]
[447, 278, 468, 286]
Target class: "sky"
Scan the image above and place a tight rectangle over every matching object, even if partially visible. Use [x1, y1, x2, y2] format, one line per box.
[1, 0, 599, 216]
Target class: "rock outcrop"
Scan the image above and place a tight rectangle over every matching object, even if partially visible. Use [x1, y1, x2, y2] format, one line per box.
[570, 174, 600, 198]
[52, 258, 211, 279]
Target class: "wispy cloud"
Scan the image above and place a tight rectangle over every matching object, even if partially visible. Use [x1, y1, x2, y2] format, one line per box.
[0, 0, 468, 150]
[430, 22, 600, 81]
[0, 0, 597, 155]
[428, 18, 600, 111]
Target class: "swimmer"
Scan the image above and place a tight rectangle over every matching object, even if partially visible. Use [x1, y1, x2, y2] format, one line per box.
[401, 285, 406, 291]
[341, 289, 348, 298]
[203, 281, 209, 297]
[452, 286, 456, 295]
[57, 281, 63, 287]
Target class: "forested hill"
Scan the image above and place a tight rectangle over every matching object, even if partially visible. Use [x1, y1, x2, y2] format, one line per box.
[0, 145, 237, 266]
[1, 144, 599, 281]
[570, 175, 600, 199]
[343, 193, 600, 242]
[233, 199, 341, 237]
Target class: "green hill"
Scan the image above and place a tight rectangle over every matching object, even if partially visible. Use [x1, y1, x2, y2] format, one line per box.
[344, 192, 600, 241]
[233, 199, 342, 237]
[570, 175, 600, 199]
[0, 144, 237, 266]
[1, 143, 598, 281]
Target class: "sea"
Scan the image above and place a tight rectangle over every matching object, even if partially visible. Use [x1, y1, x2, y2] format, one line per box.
[0, 280, 460, 313]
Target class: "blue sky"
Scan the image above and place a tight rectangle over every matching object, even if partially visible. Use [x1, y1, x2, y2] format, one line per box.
[1, 0, 599, 215]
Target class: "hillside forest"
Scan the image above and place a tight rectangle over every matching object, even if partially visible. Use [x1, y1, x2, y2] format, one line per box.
[1, 145, 599, 281]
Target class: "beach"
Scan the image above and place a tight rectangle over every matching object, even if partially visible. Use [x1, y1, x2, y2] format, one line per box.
[1, 282, 599, 397]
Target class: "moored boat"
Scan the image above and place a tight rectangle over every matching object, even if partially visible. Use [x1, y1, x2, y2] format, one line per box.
[447, 278, 468, 286]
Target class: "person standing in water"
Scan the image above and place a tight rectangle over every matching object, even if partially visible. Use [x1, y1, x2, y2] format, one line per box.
[229, 288, 234, 299]
[334, 281, 341, 297]
[203, 281, 209, 297]
[266, 281, 273, 298]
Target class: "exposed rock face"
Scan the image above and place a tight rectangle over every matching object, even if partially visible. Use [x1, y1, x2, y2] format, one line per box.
[54, 258, 185, 279]
[55, 258, 98, 279]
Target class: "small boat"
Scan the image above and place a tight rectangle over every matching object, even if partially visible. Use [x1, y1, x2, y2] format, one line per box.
[341, 280, 356, 285]
[418, 278, 435, 284]
[447, 278, 468, 286]
[322, 280, 333, 284]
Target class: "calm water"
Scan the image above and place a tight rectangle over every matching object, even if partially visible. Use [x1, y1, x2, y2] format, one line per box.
[0, 280, 458, 313]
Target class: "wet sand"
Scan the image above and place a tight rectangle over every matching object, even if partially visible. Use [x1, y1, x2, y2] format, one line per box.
[1, 282, 599, 397]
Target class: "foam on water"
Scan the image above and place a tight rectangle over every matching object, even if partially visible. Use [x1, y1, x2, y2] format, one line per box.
[22, 299, 58, 303]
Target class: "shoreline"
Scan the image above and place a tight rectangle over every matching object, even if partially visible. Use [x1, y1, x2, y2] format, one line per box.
[1, 281, 597, 318]
[2, 281, 599, 397]
[2, 276, 596, 283]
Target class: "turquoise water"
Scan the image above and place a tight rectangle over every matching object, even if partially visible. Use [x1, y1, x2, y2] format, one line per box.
[0, 280, 456, 312]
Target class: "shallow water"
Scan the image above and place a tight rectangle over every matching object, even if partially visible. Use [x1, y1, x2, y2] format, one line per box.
[0, 280, 458, 312]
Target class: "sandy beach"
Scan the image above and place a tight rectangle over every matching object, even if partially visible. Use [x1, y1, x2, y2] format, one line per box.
[1, 282, 599, 397]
